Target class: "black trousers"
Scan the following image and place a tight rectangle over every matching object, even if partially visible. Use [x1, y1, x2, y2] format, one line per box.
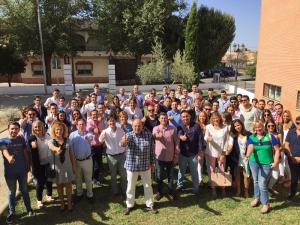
[288, 158, 300, 197]
[36, 164, 53, 201]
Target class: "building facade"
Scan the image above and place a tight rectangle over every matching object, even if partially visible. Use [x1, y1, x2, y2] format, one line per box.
[255, 0, 300, 117]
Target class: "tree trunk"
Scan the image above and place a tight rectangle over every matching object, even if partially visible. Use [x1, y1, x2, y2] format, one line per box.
[7, 74, 12, 87]
[44, 52, 53, 85]
[135, 54, 142, 84]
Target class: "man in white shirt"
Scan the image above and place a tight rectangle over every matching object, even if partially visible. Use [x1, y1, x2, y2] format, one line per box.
[44, 88, 60, 109]
[81, 93, 97, 119]
[188, 84, 199, 101]
[99, 116, 127, 196]
[239, 95, 260, 131]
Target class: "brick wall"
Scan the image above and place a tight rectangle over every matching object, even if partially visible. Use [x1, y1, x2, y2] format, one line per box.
[255, 0, 300, 117]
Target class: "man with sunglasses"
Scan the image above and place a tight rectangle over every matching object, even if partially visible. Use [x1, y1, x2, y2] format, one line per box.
[142, 105, 159, 132]
[284, 116, 300, 203]
[202, 102, 212, 119]
[19, 108, 38, 143]
[239, 95, 260, 131]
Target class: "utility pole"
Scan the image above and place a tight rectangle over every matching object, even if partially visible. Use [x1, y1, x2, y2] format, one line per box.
[36, 0, 48, 94]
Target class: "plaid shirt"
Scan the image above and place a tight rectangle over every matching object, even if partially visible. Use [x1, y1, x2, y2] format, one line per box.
[124, 129, 155, 172]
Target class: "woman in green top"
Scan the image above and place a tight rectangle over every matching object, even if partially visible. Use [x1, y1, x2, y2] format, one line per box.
[245, 121, 280, 214]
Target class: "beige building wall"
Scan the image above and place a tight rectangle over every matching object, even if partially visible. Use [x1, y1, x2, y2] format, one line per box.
[255, 0, 300, 117]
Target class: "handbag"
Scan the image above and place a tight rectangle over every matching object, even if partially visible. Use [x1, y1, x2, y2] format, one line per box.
[211, 167, 232, 187]
[46, 153, 56, 179]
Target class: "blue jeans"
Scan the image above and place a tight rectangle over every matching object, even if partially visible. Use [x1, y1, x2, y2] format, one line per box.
[177, 154, 199, 193]
[156, 160, 174, 195]
[249, 161, 271, 205]
[5, 173, 32, 215]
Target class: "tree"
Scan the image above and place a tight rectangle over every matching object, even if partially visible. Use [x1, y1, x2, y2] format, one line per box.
[0, 0, 91, 85]
[136, 40, 166, 84]
[171, 50, 196, 89]
[185, 1, 198, 62]
[187, 6, 235, 72]
[93, 0, 184, 64]
[0, 44, 26, 87]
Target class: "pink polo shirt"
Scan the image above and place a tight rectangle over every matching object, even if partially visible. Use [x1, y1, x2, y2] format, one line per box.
[152, 125, 180, 162]
[86, 119, 104, 146]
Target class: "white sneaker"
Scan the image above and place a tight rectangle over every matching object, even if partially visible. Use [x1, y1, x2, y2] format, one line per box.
[37, 201, 43, 209]
[46, 195, 54, 202]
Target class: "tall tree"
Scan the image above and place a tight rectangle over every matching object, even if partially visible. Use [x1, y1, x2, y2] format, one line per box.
[93, 0, 184, 64]
[0, 0, 91, 85]
[187, 6, 235, 72]
[0, 44, 26, 87]
[185, 1, 197, 62]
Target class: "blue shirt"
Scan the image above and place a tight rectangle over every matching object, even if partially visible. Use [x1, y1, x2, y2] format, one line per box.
[218, 98, 230, 113]
[135, 92, 144, 110]
[0, 136, 27, 176]
[167, 110, 181, 129]
[285, 128, 300, 157]
[69, 130, 92, 160]
[95, 91, 105, 104]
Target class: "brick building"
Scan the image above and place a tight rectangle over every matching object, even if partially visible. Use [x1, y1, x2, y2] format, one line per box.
[255, 0, 300, 117]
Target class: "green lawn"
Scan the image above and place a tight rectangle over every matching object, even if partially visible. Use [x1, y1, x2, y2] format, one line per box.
[0, 170, 299, 225]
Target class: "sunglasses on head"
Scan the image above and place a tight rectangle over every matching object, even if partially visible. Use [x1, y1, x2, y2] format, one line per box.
[296, 121, 300, 125]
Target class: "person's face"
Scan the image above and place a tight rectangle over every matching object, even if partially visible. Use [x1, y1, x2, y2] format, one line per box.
[258, 101, 265, 110]
[149, 93, 155, 100]
[34, 98, 41, 106]
[198, 113, 206, 124]
[132, 120, 142, 133]
[283, 113, 290, 123]
[53, 91, 59, 98]
[177, 86, 182, 93]
[77, 120, 86, 131]
[263, 111, 271, 120]
[59, 99, 65, 105]
[108, 119, 116, 128]
[230, 99, 238, 107]
[94, 86, 99, 92]
[129, 101, 136, 109]
[221, 92, 226, 99]
[165, 98, 171, 106]
[113, 97, 119, 105]
[203, 106, 212, 114]
[119, 115, 128, 124]
[275, 105, 283, 115]
[227, 107, 234, 115]
[97, 105, 104, 114]
[154, 104, 159, 112]
[192, 85, 197, 92]
[237, 95, 242, 102]
[33, 123, 43, 136]
[267, 101, 274, 109]
[242, 97, 249, 106]
[71, 100, 78, 108]
[181, 112, 191, 125]
[159, 115, 168, 126]
[212, 116, 221, 126]
[72, 111, 80, 119]
[162, 87, 168, 94]
[182, 89, 188, 96]
[133, 85, 139, 93]
[181, 100, 188, 109]
[194, 99, 201, 108]
[58, 113, 65, 121]
[254, 124, 264, 135]
[171, 102, 178, 110]
[50, 106, 57, 114]
[9, 125, 20, 138]
[208, 90, 213, 97]
[91, 95, 97, 103]
[91, 111, 98, 120]
[267, 122, 276, 132]
[119, 88, 125, 95]
[234, 122, 242, 133]
[147, 106, 154, 115]
[128, 92, 133, 99]
[54, 126, 63, 138]
[27, 110, 36, 121]
[296, 120, 300, 129]
[252, 100, 258, 107]
[212, 102, 219, 111]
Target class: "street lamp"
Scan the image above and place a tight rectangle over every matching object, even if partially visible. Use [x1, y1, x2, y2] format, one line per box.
[233, 43, 246, 81]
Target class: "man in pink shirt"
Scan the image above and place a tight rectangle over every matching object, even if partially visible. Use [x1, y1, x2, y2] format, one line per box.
[152, 112, 179, 201]
[86, 109, 104, 185]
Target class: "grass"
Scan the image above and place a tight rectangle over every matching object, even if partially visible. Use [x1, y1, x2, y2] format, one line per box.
[0, 166, 299, 225]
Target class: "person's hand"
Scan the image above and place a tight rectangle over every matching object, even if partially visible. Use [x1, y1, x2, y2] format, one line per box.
[270, 162, 279, 169]
[173, 158, 178, 166]
[85, 135, 93, 141]
[93, 128, 99, 134]
[121, 134, 127, 146]
[156, 131, 163, 140]
[168, 115, 173, 121]
[293, 156, 300, 164]
[8, 155, 15, 164]
[180, 133, 188, 141]
[197, 152, 204, 161]
[207, 134, 213, 142]
[31, 140, 38, 149]
[150, 163, 155, 173]
[219, 154, 226, 163]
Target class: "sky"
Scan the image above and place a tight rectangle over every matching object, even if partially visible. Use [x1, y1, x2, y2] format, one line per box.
[186, 0, 261, 50]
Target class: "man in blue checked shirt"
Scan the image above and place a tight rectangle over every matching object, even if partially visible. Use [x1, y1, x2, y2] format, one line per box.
[121, 119, 158, 215]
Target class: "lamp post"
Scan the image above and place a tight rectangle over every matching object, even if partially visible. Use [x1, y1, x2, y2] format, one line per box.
[233, 43, 246, 81]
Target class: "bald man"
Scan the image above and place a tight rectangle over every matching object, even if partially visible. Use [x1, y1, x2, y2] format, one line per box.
[121, 119, 157, 215]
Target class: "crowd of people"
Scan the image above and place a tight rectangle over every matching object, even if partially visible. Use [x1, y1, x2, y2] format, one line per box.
[1, 83, 300, 224]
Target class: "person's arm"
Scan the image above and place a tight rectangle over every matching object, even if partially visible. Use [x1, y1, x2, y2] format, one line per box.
[68, 146, 77, 174]
[245, 144, 254, 160]
[48, 140, 61, 154]
[271, 144, 281, 168]
[44, 98, 50, 108]
[226, 135, 234, 155]
[98, 130, 106, 144]
[173, 130, 180, 164]
[2, 147, 15, 164]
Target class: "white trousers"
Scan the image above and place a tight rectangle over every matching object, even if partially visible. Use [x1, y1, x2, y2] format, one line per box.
[126, 169, 154, 208]
[76, 158, 93, 197]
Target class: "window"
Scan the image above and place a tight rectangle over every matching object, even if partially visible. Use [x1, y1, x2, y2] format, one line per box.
[76, 62, 93, 75]
[263, 83, 281, 101]
[31, 62, 43, 76]
[297, 91, 300, 110]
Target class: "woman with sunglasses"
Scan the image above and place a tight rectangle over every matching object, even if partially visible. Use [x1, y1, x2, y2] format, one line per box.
[265, 120, 282, 195]
[70, 109, 82, 132]
[261, 109, 273, 126]
[227, 119, 250, 197]
[245, 121, 280, 214]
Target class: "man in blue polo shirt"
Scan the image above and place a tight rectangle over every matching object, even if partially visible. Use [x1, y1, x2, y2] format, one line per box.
[167, 101, 181, 129]
[285, 116, 300, 202]
[69, 119, 94, 201]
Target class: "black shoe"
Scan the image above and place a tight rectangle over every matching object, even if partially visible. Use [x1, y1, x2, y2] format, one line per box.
[93, 179, 101, 186]
[6, 214, 14, 224]
[287, 195, 297, 203]
[176, 186, 183, 192]
[87, 196, 94, 204]
[124, 207, 132, 215]
[27, 210, 35, 217]
[168, 192, 177, 201]
[149, 206, 158, 214]
[154, 193, 162, 201]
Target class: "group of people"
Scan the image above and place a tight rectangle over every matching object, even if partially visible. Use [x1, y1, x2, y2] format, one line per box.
[1, 83, 300, 224]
